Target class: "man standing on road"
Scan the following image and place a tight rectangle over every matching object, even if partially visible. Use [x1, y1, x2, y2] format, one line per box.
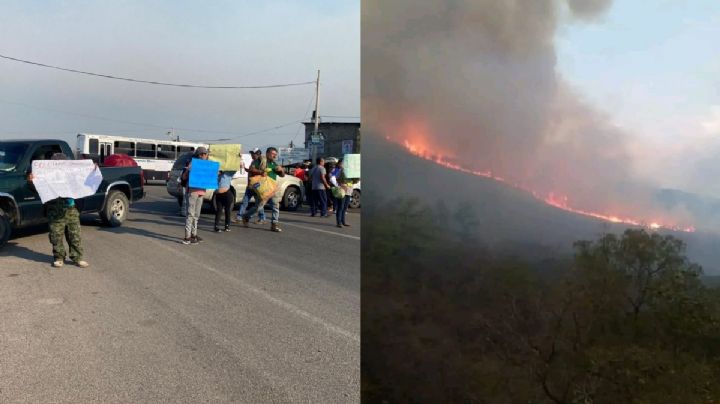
[302, 159, 312, 206]
[330, 158, 353, 228]
[181, 147, 209, 245]
[234, 148, 267, 224]
[309, 157, 330, 217]
[27, 152, 89, 268]
[241, 147, 285, 232]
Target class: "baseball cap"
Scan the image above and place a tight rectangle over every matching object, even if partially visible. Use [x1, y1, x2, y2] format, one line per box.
[250, 147, 261, 154]
[195, 146, 208, 155]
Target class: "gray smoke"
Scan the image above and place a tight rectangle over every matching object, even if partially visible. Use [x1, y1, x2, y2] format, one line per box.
[363, 0, 709, 230]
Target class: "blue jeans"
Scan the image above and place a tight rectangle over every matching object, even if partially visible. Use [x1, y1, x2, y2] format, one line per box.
[237, 187, 266, 220]
[244, 195, 279, 224]
[310, 189, 327, 216]
[334, 195, 351, 225]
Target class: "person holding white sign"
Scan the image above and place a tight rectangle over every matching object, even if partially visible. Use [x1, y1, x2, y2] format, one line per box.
[27, 153, 89, 268]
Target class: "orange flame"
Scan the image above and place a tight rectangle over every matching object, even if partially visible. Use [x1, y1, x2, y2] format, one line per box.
[395, 138, 695, 233]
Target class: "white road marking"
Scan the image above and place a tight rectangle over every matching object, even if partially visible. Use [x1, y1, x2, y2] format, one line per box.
[147, 238, 360, 344]
[280, 221, 360, 240]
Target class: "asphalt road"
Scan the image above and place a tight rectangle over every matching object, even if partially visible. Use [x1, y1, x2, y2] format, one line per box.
[0, 185, 360, 403]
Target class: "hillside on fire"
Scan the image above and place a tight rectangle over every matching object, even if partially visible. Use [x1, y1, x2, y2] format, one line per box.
[366, 139, 720, 274]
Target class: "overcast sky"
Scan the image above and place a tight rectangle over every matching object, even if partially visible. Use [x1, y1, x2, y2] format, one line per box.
[556, 0, 720, 197]
[0, 0, 359, 151]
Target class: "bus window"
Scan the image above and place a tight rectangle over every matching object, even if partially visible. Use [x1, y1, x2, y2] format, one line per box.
[114, 141, 135, 156]
[88, 138, 99, 154]
[177, 146, 195, 154]
[157, 145, 176, 160]
[136, 142, 156, 158]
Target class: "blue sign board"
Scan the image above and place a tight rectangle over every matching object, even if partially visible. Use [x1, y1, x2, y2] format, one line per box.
[189, 158, 220, 190]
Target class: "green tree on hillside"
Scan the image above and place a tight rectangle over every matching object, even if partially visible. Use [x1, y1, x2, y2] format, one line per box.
[363, 198, 720, 403]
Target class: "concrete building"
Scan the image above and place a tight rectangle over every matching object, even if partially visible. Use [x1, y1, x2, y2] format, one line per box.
[303, 118, 360, 159]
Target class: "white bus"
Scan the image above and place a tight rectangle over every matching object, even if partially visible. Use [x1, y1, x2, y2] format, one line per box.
[76, 133, 208, 181]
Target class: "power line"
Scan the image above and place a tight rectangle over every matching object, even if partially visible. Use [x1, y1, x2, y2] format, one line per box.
[1, 99, 179, 131]
[0, 99, 304, 140]
[200, 120, 305, 142]
[0, 53, 315, 89]
[292, 91, 318, 144]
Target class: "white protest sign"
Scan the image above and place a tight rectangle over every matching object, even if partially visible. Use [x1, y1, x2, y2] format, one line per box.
[31, 160, 103, 203]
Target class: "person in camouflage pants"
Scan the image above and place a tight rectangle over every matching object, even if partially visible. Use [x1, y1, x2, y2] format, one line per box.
[46, 197, 86, 267]
[28, 152, 89, 268]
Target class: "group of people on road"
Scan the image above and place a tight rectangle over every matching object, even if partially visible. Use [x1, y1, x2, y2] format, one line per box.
[179, 146, 287, 245]
[306, 156, 354, 228]
[24, 144, 357, 266]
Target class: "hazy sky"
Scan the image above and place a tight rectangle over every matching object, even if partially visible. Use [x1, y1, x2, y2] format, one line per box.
[361, 0, 720, 232]
[0, 0, 359, 150]
[556, 1, 720, 197]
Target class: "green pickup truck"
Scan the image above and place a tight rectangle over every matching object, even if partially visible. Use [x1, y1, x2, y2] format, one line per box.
[0, 139, 145, 248]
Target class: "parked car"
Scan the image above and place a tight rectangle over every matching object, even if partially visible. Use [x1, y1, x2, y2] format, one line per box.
[0, 139, 145, 248]
[166, 152, 305, 211]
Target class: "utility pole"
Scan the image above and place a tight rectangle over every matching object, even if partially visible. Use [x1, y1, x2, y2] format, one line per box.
[168, 128, 179, 142]
[311, 69, 321, 163]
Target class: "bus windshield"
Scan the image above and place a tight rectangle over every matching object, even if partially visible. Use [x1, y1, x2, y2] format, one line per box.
[0, 142, 30, 173]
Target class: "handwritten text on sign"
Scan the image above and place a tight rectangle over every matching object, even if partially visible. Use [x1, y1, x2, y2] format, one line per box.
[209, 144, 242, 171]
[31, 160, 103, 203]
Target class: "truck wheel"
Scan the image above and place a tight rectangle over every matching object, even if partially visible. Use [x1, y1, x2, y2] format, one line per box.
[0, 208, 11, 249]
[101, 190, 129, 227]
[349, 190, 361, 209]
[282, 186, 301, 211]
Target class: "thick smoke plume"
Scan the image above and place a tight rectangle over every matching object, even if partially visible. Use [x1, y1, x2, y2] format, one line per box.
[363, 0, 713, 231]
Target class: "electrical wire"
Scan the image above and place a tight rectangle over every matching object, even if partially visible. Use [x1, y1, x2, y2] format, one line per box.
[0, 99, 305, 140]
[0, 53, 315, 89]
[200, 120, 305, 142]
[291, 90, 318, 144]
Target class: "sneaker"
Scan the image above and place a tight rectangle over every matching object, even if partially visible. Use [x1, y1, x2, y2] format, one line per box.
[194, 235, 204, 243]
[52, 260, 64, 268]
[241, 216, 249, 227]
[336, 224, 343, 228]
[224, 226, 231, 232]
[181, 237, 192, 245]
[271, 223, 282, 232]
[190, 237, 200, 245]
[343, 223, 351, 227]
[214, 228, 222, 233]
[231, 216, 240, 223]
[256, 219, 267, 225]
[75, 260, 89, 268]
